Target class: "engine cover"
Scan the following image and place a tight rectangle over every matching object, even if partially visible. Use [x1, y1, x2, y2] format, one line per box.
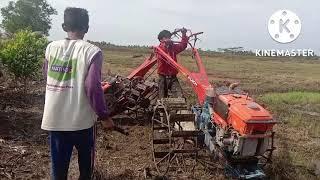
[215, 93, 276, 135]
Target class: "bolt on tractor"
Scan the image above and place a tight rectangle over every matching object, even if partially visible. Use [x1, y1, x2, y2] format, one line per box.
[102, 29, 277, 179]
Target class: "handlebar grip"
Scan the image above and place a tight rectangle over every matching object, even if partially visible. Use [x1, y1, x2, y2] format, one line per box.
[171, 29, 182, 35]
[188, 32, 204, 39]
[193, 32, 204, 36]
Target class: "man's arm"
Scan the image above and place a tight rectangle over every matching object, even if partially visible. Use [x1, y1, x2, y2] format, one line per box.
[85, 51, 109, 119]
[173, 32, 189, 54]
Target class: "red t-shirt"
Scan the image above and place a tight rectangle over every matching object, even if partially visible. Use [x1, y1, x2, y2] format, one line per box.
[156, 34, 188, 76]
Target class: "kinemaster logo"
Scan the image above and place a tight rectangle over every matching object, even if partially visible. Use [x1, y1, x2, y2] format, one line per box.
[268, 10, 301, 44]
[255, 9, 315, 57]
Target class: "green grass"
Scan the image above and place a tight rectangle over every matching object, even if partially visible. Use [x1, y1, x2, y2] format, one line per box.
[259, 91, 320, 105]
[103, 49, 320, 94]
[258, 91, 320, 137]
[181, 55, 320, 94]
[258, 92, 320, 179]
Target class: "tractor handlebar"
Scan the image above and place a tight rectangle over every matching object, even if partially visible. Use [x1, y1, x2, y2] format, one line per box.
[189, 32, 203, 38]
[171, 28, 204, 48]
[172, 28, 203, 37]
[171, 29, 181, 35]
[171, 28, 188, 35]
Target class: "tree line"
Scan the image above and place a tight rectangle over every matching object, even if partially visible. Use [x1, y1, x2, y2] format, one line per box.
[88, 40, 259, 57]
[0, 0, 318, 92]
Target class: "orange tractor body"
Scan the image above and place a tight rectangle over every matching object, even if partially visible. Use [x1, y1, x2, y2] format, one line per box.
[216, 94, 275, 135]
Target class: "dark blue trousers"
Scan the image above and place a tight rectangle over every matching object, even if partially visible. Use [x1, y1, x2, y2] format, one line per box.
[49, 126, 96, 180]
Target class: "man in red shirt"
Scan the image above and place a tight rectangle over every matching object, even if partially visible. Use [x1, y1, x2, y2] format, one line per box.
[156, 28, 188, 98]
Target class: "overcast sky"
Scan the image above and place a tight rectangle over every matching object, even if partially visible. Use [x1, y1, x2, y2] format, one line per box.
[0, 0, 319, 52]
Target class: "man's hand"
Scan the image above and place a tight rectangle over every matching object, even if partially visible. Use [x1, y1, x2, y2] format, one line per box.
[181, 28, 187, 35]
[101, 117, 114, 130]
[101, 81, 108, 86]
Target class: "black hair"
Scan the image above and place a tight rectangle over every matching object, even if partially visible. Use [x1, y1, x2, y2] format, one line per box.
[62, 7, 89, 32]
[158, 30, 172, 41]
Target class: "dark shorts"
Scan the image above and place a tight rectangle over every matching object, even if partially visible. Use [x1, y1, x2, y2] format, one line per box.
[158, 74, 183, 98]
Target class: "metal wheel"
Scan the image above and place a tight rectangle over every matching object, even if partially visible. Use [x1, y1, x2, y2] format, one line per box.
[152, 100, 171, 174]
[151, 98, 199, 176]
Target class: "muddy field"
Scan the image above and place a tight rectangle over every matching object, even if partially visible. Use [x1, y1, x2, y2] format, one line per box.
[0, 82, 226, 180]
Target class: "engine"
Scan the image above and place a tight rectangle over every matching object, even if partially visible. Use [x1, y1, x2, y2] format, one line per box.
[213, 87, 276, 156]
[215, 127, 273, 157]
[193, 86, 276, 179]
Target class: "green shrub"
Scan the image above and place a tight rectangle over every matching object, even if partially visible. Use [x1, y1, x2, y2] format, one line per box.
[0, 30, 48, 89]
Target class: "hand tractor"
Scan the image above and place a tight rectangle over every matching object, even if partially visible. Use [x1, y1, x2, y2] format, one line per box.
[102, 29, 277, 179]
